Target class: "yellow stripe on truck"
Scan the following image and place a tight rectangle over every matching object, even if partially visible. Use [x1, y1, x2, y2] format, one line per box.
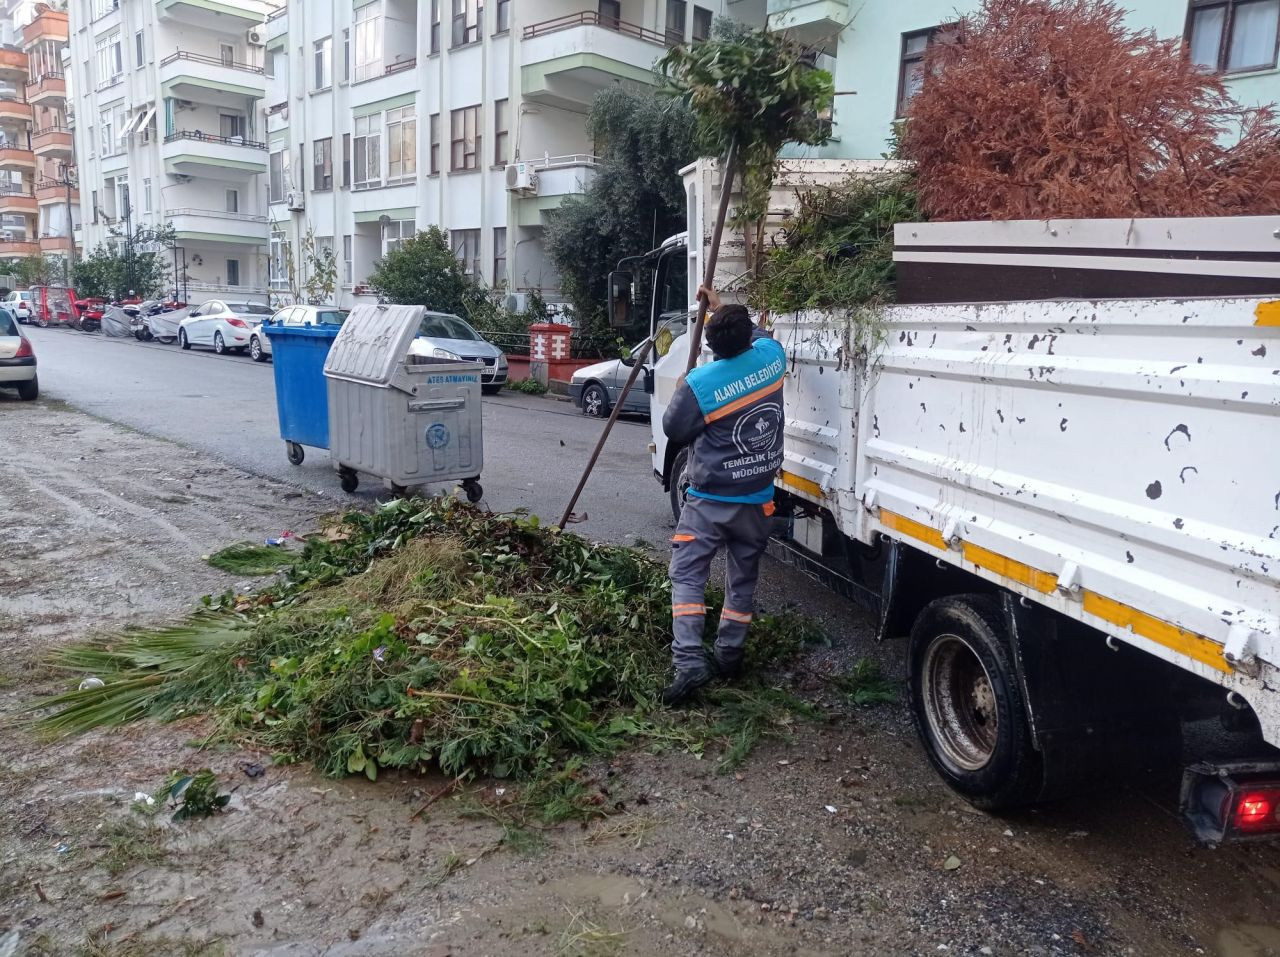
[877, 509, 1232, 674]
[1255, 301, 1280, 326]
[962, 542, 1058, 594]
[776, 470, 824, 500]
[1082, 591, 1232, 674]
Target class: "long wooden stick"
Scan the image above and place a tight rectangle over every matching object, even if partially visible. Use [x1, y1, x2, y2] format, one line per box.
[557, 335, 657, 529]
[686, 141, 739, 373]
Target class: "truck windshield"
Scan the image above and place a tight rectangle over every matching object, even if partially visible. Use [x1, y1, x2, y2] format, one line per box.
[653, 251, 688, 321]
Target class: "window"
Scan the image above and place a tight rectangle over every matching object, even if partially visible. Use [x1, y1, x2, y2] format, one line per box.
[226, 260, 240, 286]
[269, 228, 287, 289]
[225, 188, 239, 213]
[381, 218, 415, 257]
[95, 31, 123, 86]
[1187, 0, 1280, 73]
[134, 30, 144, 67]
[314, 36, 332, 90]
[269, 149, 286, 203]
[431, 0, 441, 54]
[220, 113, 246, 139]
[143, 178, 152, 213]
[599, 0, 621, 27]
[342, 234, 353, 285]
[99, 109, 112, 154]
[116, 179, 129, 218]
[429, 113, 440, 173]
[693, 6, 712, 42]
[452, 0, 482, 47]
[220, 43, 235, 67]
[91, 189, 98, 224]
[353, 114, 381, 189]
[265, 49, 275, 78]
[343, 29, 350, 82]
[493, 226, 506, 286]
[313, 137, 333, 190]
[450, 105, 480, 171]
[451, 228, 480, 276]
[897, 26, 950, 117]
[666, 0, 687, 42]
[386, 107, 416, 183]
[354, 3, 382, 82]
[493, 99, 508, 165]
[342, 133, 351, 186]
[496, 0, 509, 32]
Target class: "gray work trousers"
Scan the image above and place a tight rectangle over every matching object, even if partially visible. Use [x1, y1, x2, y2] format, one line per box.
[669, 494, 773, 672]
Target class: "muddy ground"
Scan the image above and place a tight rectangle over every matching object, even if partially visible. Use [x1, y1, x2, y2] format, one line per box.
[1, 400, 1278, 957]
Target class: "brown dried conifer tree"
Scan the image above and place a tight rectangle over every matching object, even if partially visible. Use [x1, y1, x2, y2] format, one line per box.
[900, 0, 1280, 220]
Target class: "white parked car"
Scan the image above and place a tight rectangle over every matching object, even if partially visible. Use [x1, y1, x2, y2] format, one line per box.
[177, 299, 275, 355]
[0, 308, 37, 399]
[252, 304, 350, 362]
[407, 311, 508, 394]
[3, 290, 32, 324]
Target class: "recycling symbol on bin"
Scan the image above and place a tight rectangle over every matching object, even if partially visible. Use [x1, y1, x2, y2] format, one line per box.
[425, 423, 450, 449]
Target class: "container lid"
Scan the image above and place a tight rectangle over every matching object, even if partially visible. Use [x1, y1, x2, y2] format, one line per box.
[323, 304, 424, 386]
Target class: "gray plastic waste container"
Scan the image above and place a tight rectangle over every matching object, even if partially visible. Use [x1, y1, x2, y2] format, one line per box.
[323, 304, 485, 500]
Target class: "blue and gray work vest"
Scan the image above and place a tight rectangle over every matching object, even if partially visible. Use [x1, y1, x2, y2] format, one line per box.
[662, 329, 787, 504]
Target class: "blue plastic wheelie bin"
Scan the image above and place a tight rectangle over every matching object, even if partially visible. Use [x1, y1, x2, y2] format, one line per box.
[266, 322, 342, 466]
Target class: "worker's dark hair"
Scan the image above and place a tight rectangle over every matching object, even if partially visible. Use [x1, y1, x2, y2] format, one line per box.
[705, 303, 753, 358]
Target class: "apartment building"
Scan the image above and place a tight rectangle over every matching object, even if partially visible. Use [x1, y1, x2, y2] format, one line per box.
[0, 1, 78, 273]
[70, 0, 276, 299]
[265, 0, 764, 310]
[768, 0, 1280, 159]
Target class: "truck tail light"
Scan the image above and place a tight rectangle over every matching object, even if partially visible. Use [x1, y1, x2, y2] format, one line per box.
[1182, 762, 1280, 843]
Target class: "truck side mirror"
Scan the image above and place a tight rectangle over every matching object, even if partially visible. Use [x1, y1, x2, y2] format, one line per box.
[607, 271, 632, 329]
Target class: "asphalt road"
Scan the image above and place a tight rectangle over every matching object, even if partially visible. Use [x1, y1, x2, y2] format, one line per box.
[17, 325, 670, 546]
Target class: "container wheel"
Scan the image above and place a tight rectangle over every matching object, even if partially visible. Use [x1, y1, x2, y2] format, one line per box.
[286, 442, 305, 466]
[339, 468, 359, 494]
[463, 479, 483, 503]
[907, 595, 1043, 811]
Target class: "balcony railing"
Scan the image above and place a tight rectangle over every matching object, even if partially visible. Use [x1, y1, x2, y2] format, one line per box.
[32, 124, 70, 135]
[165, 207, 268, 224]
[522, 11, 675, 46]
[385, 57, 416, 76]
[265, 5, 287, 22]
[529, 153, 600, 169]
[25, 72, 63, 97]
[0, 184, 32, 196]
[160, 50, 265, 75]
[164, 130, 268, 150]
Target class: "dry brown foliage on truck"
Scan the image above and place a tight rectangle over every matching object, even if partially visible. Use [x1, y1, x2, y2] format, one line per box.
[900, 0, 1280, 221]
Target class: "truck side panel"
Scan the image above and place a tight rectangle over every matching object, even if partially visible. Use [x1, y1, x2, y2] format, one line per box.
[776, 298, 1280, 745]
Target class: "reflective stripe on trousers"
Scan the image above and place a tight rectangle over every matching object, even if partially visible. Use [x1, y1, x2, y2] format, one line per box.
[668, 495, 772, 671]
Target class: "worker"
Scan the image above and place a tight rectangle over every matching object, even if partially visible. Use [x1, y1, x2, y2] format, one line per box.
[660, 284, 786, 705]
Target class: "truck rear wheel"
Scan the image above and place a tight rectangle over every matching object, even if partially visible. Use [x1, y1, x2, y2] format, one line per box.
[669, 447, 690, 524]
[908, 595, 1043, 811]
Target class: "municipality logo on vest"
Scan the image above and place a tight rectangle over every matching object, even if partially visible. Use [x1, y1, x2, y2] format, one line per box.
[733, 403, 782, 455]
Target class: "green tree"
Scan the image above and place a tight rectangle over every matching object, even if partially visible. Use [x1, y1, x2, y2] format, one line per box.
[543, 87, 699, 335]
[13, 254, 64, 287]
[281, 223, 339, 305]
[73, 223, 176, 300]
[368, 225, 478, 315]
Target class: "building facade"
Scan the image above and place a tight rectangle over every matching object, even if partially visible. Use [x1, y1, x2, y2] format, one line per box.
[69, 0, 276, 300]
[768, 0, 1280, 160]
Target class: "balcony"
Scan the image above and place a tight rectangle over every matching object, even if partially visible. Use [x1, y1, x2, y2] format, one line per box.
[0, 48, 28, 82]
[765, 0, 848, 56]
[26, 73, 65, 106]
[165, 207, 269, 245]
[0, 94, 30, 124]
[39, 234, 71, 254]
[155, 0, 278, 29]
[160, 51, 266, 106]
[513, 154, 600, 226]
[0, 186, 36, 215]
[0, 147, 35, 172]
[23, 10, 69, 47]
[162, 129, 268, 180]
[265, 4, 287, 43]
[36, 180, 77, 205]
[32, 126, 73, 159]
[0, 239, 40, 256]
[521, 11, 671, 110]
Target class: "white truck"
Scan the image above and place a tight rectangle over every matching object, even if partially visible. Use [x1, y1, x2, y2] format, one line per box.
[611, 159, 1280, 842]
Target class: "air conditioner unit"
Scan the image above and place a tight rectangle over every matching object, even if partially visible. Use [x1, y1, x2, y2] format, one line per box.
[286, 190, 305, 211]
[246, 28, 264, 46]
[504, 292, 527, 313]
[504, 162, 538, 194]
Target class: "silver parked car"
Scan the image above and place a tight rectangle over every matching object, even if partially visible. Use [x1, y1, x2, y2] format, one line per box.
[406, 311, 508, 395]
[0, 309, 38, 400]
[568, 342, 653, 418]
[252, 304, 350, 362]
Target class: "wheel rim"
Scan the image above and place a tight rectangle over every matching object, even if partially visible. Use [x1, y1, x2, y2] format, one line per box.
[251, 339, 260, 359]
[215, 334, 223, 353]
[584, 387, 604, 416]
[921, 633, 999, 772]
[675, 455, 690, 508]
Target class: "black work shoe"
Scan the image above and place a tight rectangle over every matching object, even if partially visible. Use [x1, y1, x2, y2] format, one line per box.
[711, 649, 744, 681]
[661, 667, 712, 706]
